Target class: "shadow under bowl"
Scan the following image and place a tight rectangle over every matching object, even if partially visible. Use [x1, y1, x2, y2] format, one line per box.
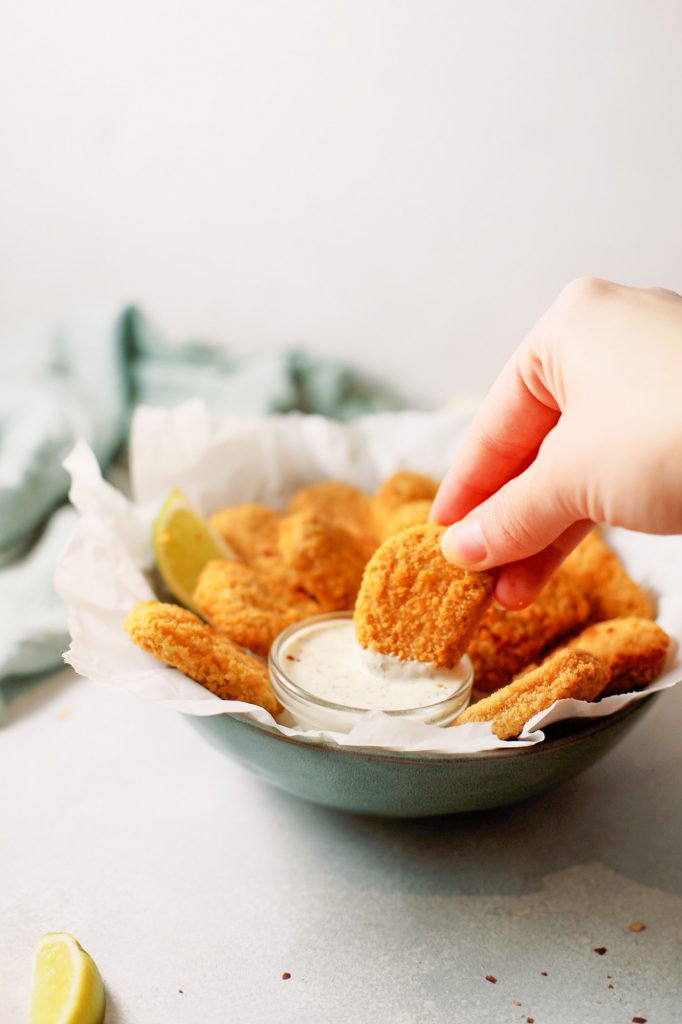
[184, 695, 656, 818]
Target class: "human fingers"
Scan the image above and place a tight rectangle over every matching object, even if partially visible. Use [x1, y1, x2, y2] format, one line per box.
[440, 428, 579, 571]
[492, 520, 594, 609]
[431, 348, 560, 526]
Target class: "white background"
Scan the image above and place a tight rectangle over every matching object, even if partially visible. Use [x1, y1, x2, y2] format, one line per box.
[2, 0, 681, 404]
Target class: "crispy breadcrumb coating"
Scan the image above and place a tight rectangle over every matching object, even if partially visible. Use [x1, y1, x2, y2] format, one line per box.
[566, 616, 669, 695]
[278, 512, 368, 611]
[209, 503, 312, 592]
[372, 472, 439, 535]
[124, 600, 280, 714]
[455, 648, 610, 739]
[209, 504, 281, 564]
[563, 530, 655, 620]
[380, 499, 433, 539]
[467, 569, 592, 693]
[193, 560, 318, 658]
[354, 523, 495, 668]
[287, 481, 379, 559]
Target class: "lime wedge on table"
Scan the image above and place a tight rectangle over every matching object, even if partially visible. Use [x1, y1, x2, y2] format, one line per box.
[29, 932, 105, 1024]
[153, 488, 235, 611]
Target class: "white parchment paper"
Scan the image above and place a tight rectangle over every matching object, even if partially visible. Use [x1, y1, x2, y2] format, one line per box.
[55, 400, 682, 754]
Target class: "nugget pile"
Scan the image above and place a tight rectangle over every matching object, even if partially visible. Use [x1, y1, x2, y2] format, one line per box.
[455, 534, 669, 736]
[125, 473, 436, 710]
[125, 470, 670, 738]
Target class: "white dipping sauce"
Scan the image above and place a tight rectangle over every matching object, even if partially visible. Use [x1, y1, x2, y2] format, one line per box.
[279, 617, 468, 711]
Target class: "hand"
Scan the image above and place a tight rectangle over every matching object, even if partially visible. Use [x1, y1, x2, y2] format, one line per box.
[431, 278, 682, 609]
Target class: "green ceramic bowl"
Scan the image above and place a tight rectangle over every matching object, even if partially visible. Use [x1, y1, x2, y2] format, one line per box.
[185, 695, 656, 817]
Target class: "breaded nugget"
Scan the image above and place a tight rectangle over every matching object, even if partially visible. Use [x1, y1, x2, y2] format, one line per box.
[468, 569, 592, 693]
[380, 499, 433, 538]
[209, 504, 281, 564]
[209, 503, 308, 593]
[287, 481, 378, 559]
[354, 523, 495, 668]
[373, 472, 439, 535]
[278, 512, 368, 611]
[566, 616, 669, 695]
[563, 530, 655, 620]
[455, 648, 610, 740]
[193, 560, 318, 658]
[124, 600, 280, 714]
[374, 471, 439, 510]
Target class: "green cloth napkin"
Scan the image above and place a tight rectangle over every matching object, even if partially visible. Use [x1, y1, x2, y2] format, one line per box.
[0, 307, 402, 688]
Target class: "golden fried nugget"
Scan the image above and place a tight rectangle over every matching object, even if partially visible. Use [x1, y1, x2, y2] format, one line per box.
[373, 472, 439, 534]
[124, 600, 280, 714]
[287, 481, 379, 559]
[354, 523, 495, 668]
[209, 503, 304, 592]
[467, 569, 592, 693]
[563, 530, 655, 621]
[193, 560, 318, 658]
[375, 470, 439, 509]
[380, 499, 433, 539]
[455, 648, 610, 740]
[278, 512, 368, 611]
[209, 504, 281, 564]
[566, 616, 669, 695]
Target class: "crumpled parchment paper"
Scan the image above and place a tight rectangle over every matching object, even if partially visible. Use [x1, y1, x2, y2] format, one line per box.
[55, 400, 682, 753]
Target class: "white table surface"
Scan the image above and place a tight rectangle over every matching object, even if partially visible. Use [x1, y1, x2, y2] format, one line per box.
[3, 667, 681, 1023]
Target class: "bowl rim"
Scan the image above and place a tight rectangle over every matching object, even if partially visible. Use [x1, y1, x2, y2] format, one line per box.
[203, 691, 658, 765]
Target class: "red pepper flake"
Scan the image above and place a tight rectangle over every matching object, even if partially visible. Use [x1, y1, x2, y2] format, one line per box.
[629, 921, 647, 933]
[485, 975, 497, 984]
[285, 655, 300, 661]
[608, 983, 614, 990]
[527, 1018, 535, 1023]
[281, 972, 291, 980]
[632, 1017, 647, 1023]
[540, 970, 548, 976]
[593, 947, 607, 955]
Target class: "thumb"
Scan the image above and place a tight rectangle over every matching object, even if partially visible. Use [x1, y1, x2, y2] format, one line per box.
[441, 438, 577, 570]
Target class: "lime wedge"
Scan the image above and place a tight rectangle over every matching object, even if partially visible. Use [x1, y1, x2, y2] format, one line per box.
[153, 488, 236, 611]
[29, 932, 105, 1024]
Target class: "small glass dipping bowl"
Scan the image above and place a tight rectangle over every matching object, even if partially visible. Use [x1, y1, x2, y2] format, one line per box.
[268, 612, 474, 733]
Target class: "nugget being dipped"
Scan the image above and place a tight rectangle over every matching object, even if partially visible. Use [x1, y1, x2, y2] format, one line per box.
[354, 523, 495, 668]
[124, 601, 280, 714]
[455, 648, 610, 740]
[566, 616, 669, 695]
[193, 560, 318, 658]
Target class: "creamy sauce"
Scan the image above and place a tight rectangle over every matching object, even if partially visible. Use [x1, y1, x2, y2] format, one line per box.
[279, 617, 469, 711]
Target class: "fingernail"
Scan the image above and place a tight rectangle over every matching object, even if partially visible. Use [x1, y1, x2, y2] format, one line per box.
[442, 518, 487, 566]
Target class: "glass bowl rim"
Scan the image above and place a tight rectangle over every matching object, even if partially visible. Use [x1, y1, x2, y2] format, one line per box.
[268, 611, 475, 718]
